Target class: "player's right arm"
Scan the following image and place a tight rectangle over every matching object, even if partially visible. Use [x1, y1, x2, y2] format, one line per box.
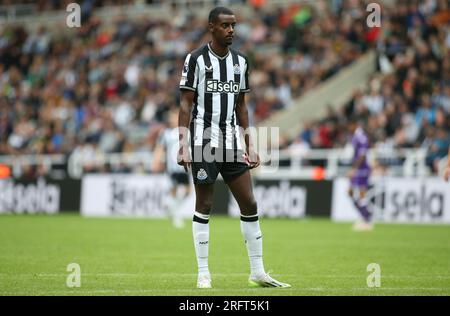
[178, 90, 194, 172]
[178, 53, 198, 172]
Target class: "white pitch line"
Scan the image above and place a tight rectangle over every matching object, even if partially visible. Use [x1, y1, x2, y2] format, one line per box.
[1, 287, 450, 296]
[1, 273, 450, 279]
[0, 273, 250, 277]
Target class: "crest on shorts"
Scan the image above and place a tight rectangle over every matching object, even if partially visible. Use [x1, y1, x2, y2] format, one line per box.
[233, 64, 240, 74]
[197, 168, 208, 180]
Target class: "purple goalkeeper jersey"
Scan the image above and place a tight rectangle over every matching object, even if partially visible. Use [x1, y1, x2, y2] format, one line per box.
[351, 127, 371, 179]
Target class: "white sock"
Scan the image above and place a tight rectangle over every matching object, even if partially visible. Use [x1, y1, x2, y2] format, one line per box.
[193, 211, 210, 276]
[173, 188, 188, 216]
[165, 193, 178, 213]
[172, 195, 183, 222]
[240, 214, 265, 278]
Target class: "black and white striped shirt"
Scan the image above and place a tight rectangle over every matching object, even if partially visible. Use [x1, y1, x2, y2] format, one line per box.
[179, 43, 250, 150]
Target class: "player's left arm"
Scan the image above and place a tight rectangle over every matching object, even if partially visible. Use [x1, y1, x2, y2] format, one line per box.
[235, 92, 260, 169]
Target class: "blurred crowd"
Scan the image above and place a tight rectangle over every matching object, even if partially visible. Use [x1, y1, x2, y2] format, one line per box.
[0, 0, 373, 177]
[290, 0, 450, 174]
[1, 0, 160, 11]
[0, 0, 448, 177]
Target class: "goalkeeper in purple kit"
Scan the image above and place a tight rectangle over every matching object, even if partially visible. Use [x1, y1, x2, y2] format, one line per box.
[348, 119, 373, 231]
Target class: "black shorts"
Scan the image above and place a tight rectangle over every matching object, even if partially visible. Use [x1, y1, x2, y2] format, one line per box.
[191, 146, 249, 184]
[170, 172, 190, 186]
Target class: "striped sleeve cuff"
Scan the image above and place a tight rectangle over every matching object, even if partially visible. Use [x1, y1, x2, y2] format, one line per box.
[180, 86, 196, 91]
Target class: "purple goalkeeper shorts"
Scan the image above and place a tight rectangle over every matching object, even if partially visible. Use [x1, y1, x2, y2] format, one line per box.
[350, 169, 370, 189]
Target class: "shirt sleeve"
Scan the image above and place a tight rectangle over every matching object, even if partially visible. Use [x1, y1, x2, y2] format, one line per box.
[240, 56, 250, 93]
[180, 53, 198, 91]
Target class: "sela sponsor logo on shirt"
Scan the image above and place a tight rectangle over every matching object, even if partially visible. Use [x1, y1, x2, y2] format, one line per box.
[205, 79, 240, 93]
[197, 168, 208, 181]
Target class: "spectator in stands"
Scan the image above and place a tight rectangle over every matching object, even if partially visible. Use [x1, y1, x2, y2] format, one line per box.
[294, 0, 450, 175]
[1, 0, 448, 176]
[426, 127, 450, 172]
[0, 0, 371, 164]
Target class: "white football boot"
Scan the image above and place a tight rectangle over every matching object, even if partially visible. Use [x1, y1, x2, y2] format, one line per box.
[248, 273, 291, 288]
[197, 274, 212, 289]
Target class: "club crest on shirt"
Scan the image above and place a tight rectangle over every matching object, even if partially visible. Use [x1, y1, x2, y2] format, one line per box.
[183, 62, 189, 74]
[233, 64, 240, 74]
[197, 168, 208, 180]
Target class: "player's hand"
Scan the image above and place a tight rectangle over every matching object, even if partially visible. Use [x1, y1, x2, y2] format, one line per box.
[444, 166, 450, 182]
[177, 146, 192, 173]
[244, 150, 260, 169]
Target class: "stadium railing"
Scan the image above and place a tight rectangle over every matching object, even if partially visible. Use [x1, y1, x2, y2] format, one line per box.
[0, 4, 36, 23]
[0, 154, 66, 179]
[258, 147, 429, 179]
[67, 151, 153, 178]
[0, 148, 430, 180]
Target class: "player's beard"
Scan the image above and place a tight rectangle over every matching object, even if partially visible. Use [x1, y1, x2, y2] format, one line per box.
[216, 34, 232, 47]
[224, 36, 233, 46]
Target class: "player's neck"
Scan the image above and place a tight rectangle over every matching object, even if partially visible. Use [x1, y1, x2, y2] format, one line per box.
[209, 41, 229, 58]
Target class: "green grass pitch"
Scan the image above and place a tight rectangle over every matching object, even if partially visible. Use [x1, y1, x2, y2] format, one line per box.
[0, 214, 449, 296]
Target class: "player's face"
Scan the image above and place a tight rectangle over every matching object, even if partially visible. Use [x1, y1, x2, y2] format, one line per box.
[210, 14, 236, 47]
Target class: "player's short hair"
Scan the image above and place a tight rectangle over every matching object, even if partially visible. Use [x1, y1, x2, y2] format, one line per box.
[208, 7, 234, 23]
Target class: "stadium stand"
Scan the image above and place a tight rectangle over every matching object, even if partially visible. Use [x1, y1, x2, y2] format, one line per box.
[0, 0, 449, 178]
[287, 0, 450, 174]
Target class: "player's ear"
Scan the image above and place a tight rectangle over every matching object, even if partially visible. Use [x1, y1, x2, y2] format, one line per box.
[208, 22, 214, 33]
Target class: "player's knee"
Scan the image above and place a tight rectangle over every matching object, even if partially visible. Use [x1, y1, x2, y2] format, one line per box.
[196, 199, 213, 214]
[249, 200, 257, 213]
[241, 199, 257, 216]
